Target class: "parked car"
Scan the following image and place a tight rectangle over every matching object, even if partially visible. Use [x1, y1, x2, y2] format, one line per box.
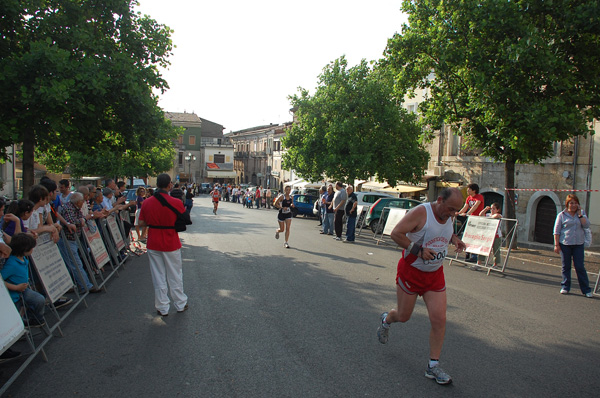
[292, 194, 318, 218]
[354, 191, 394, 207]
[365, 197, 421, 232]
[200, 183, 212, 194]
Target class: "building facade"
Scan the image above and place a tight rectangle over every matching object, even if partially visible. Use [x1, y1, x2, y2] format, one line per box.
[165, 112, 233, 184]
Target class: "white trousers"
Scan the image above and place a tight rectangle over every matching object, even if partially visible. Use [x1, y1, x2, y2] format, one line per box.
[148, 249, 188, 313]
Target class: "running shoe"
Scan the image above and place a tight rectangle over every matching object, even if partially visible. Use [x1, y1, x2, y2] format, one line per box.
[425, 365, 453, 385]
[284, 242, 289, 248]
[376, 312, 390, 344]
[585, 292, 593, 298]
[275, 230, 280, 240]
[560, 288, 569, 295]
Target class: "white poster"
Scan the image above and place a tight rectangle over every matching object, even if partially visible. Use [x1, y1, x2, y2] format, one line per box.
[383, 208, 408, 236]
[83, 222, 110, 268]
[107, 215, 125, 251]
[30, 233, 72, 303]
[462, 216, 500, 256]
[0, 276, 25, 355]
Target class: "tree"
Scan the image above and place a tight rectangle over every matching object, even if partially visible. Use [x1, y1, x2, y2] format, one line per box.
[0, 0, 178, 193]
[384, 0, 600, 241]
[283, 56, 429, 185]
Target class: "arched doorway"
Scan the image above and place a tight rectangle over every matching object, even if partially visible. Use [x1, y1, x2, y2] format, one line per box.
[482, 191, 504, 211]
[534, 196, 557, 244]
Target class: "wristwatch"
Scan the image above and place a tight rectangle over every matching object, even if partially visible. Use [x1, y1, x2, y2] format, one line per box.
[578, 215, 583, 218]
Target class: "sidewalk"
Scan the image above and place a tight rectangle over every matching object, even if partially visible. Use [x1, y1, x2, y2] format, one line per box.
[516, 242, 600, 274]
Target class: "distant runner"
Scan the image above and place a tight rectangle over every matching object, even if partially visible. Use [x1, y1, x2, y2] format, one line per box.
[210, 184, 221, 215]
[274, 185, 295, 249]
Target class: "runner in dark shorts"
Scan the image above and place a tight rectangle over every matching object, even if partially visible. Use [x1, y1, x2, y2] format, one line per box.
[274, 185, 294, 248]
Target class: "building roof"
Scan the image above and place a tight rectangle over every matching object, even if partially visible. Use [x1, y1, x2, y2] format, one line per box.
[164, 111, 202, 126]
[200, 118, 225, 138]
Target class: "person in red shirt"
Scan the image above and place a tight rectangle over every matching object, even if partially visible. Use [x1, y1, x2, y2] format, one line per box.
[138, 174, 188, 316]
[458, 183, 485, 263]
[210, 184, 221, 215]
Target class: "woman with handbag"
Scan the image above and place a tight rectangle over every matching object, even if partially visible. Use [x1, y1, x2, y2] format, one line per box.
[553, 194, 593, 297]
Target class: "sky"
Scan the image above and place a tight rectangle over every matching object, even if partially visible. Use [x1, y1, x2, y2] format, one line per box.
[135, 0, 408, 132]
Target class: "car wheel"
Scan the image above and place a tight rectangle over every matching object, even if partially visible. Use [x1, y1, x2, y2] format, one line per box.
[370, 219, 381, 233]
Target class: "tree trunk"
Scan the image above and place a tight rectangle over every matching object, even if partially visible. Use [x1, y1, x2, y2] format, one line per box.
[22, 131, 35, 196]
[504, 159, 517, 249]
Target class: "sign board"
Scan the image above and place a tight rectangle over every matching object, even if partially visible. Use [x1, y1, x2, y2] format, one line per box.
[462, 216, 500, 256]
[83, 222, 110, 268]
[0, 276, 25, 356]
[30, 233, 72, 303]
[383, 208, 408, 236]
[107, 215, 125, 251]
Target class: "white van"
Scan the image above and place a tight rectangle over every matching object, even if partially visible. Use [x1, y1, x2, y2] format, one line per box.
[354, 191, 394, 207]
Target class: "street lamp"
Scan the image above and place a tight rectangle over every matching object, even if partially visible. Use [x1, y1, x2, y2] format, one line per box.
[184, 152, 196, 183]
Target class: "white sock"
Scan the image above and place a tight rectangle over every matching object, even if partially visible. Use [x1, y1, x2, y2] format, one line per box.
[429, 359, 439, 368]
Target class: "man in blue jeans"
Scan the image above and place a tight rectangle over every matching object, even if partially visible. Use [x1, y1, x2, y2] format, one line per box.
[344, 185, 358, 242]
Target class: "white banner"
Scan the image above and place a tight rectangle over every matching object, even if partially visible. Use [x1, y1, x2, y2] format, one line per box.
[30, 233, 72, 303]
[107, 215, 125, 251]
[462, 216, 500, 256]
[383, 208, 408, 236]
[83, 222, 110, 268]
[0, 276, 25, 355]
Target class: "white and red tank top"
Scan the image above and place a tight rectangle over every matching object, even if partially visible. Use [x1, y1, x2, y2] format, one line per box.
[405, 202, 454, 272]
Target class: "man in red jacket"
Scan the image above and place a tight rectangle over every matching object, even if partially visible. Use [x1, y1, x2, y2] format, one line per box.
[138, 174, 188, 316]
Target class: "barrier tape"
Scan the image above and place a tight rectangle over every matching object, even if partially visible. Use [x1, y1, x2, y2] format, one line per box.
[504, 188, 600, 192]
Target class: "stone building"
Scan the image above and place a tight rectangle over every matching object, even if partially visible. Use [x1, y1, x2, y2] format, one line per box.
[406, 85, 600, 248]
[226, 123, 292, 189]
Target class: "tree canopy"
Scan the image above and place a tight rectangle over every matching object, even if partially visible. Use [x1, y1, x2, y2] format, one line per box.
[384, 0, 600, 221]
[0, 0, 179, 191]
[283, 56, 429, 185]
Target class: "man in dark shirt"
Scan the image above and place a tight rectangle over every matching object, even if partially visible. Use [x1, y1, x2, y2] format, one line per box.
[344, 185, 358, 242]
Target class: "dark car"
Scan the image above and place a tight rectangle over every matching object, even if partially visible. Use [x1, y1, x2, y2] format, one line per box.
[200, 183, 212, 194]
[365, 197, 421, 232]
[292, 194, 318, 218]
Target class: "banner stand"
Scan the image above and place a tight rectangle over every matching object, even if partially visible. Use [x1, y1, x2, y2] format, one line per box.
[372, 207, 389, 243]
[356, 206, 369, 237]
[375, 208, 409, 246]
[448, 217, 518, 276]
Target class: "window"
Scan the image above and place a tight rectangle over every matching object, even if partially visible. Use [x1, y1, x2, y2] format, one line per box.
[189, 135, 196, 145]
[178, 135, 184, 144]
[178, 152, 183, 166]
[214, 154, 225, 163]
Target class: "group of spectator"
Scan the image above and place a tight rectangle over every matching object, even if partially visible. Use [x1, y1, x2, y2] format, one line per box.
[0, 177, 146, 361]
[317, 182, 358, 242]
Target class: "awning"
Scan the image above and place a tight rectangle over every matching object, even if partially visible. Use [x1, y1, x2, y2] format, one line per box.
[284, 178, 304, 187]
[436, 181, 462, 188]
[295, 181, 324, 189]
[361, 181, 390, 191]
[206, 171, 237, 178]
[382, 185, 427, 194]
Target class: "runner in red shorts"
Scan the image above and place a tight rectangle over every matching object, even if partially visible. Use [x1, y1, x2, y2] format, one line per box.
[376, 187, 466, 385]
[210, 185, 220, 215]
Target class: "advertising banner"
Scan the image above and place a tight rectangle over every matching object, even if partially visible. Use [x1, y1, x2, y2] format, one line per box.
[462, 216, 500, 256]
[107, 215, 125, 251]
[83, 222, 110, 268]
[30, 233, 72, 303]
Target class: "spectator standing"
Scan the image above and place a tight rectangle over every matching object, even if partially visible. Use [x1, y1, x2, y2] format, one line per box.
[138, 174, 188, 316]
[321, 185, 335, 235]
[458, 183, 484, 263]
[255, 186, 262, 209]
[265, 187, 272, 209]
[332, 182, 347, 241]
[553, 194, 593, 297]
[344, 185, 358, 242]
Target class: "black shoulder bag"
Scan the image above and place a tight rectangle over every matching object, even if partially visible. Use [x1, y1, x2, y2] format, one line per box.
[151, 192, 192, 232]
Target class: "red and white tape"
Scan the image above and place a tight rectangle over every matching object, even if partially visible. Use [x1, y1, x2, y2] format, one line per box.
[504, 188, 600, 192]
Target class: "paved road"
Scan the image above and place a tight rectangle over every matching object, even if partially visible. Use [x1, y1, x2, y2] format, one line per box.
[3, 196, 599, 397]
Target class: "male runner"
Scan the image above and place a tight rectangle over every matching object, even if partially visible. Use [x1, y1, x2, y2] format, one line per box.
[376, 187, 466, 385]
